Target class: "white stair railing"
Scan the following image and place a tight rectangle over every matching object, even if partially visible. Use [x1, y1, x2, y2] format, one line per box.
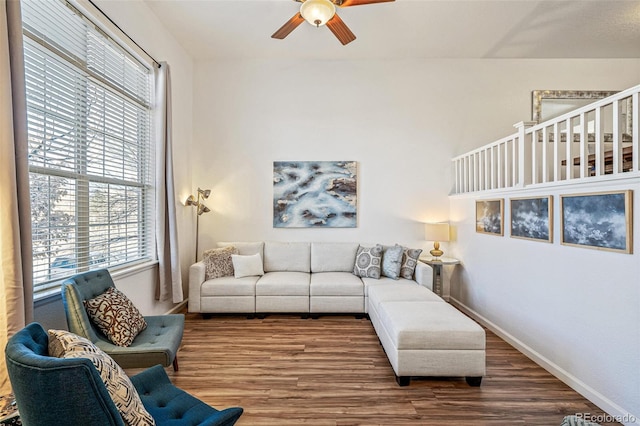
[452, 84, 640, 194]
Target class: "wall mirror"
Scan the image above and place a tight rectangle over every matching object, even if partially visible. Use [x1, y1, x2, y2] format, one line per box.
[531, 90, 619, 123]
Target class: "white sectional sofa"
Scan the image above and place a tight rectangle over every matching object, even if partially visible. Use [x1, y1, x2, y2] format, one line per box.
[188, 241, 485, 386]
[188, 241, 433, 316]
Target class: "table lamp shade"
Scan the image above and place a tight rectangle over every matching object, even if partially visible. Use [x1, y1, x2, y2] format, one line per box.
[424, 223, 450, 242]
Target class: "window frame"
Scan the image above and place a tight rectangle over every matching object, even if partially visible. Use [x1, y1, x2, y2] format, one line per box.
[21, 0, 157, 298]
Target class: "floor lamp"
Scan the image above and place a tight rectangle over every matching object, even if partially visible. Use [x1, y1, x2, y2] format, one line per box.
[185, 188, 211, 263]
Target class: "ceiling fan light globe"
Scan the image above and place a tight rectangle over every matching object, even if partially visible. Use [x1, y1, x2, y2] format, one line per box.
[300, 0, 336, 27]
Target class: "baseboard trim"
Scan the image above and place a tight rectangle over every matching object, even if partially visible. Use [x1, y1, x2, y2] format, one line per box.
[450, 297, 639, 426]
[166, 300, 188, 315]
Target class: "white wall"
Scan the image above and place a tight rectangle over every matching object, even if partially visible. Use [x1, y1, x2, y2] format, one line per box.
[449, 178, 640, 425]
[192, 58, 640, 253]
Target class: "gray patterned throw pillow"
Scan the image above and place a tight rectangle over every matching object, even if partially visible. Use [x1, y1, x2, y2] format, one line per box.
[353, 244, 383, 279]
[381, 244, 403, 280]
[400, 247, 423, 279]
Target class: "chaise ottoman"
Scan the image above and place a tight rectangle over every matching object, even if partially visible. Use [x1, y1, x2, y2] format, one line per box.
[370, 300, 486, 386]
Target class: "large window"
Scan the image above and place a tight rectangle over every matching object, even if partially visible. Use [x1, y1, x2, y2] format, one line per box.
[21, 0, 155, 296]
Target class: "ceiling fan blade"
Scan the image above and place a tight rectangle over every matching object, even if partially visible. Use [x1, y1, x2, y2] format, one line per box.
[326, 14, 356, 45]
[272, 13, 305, 39]
[339, 0, 395, 7]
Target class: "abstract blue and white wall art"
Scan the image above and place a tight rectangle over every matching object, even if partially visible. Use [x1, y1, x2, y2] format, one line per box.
[475, 199, 504, 236]
[510, 196, 553, 243]
[561, 190, 633, 253]
[273, 161, 357, 228]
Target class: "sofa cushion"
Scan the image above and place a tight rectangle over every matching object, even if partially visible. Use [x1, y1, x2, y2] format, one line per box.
[381, 244, 403, 280]
[400, 247, 423, 279]
[362, 277, 419, 297]
[264, 242, 310, 272]
[203, 246, 238, 280]
[368, 282, 442, 311]
[311, 242, 359, 272]
[218, 241, 264, 257]
[83, 286, 147, 347]
[353, 244, 383, 279]
[232, 253, 264, 278]
[48, 329, 156, 426]
[377, 301, 485, 350]
[310, 272, 364, 296]
[256, 271, 310, 296]
[201, 276, 259, 297]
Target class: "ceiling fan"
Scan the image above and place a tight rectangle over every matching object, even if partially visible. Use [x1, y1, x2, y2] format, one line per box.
[271, 0, 395, 46]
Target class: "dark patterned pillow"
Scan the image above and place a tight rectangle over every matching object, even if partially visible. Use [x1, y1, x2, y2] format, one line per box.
[400, 247, 423, 279]
[48, 329, 156, 426]
[84, 287, 147, 347]
[203, 246, 238, 280]
[381, 244, 404, 280]
[353, 244, 383, 279]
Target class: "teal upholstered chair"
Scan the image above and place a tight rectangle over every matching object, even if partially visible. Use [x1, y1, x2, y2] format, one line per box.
[61, 269, 184, 371]
[5, 322, 243, 426]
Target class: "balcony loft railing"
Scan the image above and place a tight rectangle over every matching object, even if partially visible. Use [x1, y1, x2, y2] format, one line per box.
[452, 85, 640, 194]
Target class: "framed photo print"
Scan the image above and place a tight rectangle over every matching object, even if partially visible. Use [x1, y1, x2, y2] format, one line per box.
[476, 199, 504, 236]
[560, 190, 633, 254]
[510, 196, 553, 243]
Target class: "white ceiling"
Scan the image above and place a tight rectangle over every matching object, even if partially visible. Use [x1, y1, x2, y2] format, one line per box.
[142, 0, 640, 60]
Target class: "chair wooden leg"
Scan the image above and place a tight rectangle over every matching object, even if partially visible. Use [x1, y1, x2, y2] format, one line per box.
[172, 356, 179, 372]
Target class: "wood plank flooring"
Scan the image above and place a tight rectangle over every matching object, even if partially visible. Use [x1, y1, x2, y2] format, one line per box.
[129, 313, 619, 425]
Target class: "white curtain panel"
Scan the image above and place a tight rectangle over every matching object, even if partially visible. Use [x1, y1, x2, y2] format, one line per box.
[155, 62, 183, 303]
[0, 0, 33, 395]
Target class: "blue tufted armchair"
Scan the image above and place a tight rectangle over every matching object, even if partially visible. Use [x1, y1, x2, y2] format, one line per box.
[61, 269, 184, 371]
[5, 322, 243, 426]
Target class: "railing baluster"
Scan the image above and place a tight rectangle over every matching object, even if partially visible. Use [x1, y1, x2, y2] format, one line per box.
[531, 129, 539, 184]
[512, 136, 518, 187]
[458, 157, 462, 193]
[553, 122, 560, 182]
[565, 117, 574, 180]
[497, 142, 502, 188]
[473, 152, 479, 192]
[595, 107, 604, 176]
[612, 99, 622, 175]
[485, 148, 490, 190]
[579, 112, 588, 178]
[634, 92, 639, 172]
[542, 127, 550, 183]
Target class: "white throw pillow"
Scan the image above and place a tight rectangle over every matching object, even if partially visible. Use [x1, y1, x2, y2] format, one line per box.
[232, 253, 264, 278]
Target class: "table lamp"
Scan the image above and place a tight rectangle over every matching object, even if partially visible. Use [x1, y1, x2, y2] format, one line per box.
[424, 223, 450, 260]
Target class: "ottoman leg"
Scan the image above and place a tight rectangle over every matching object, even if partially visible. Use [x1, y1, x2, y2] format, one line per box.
[466, 376, 483, 387]
[396, 375, 410, 386]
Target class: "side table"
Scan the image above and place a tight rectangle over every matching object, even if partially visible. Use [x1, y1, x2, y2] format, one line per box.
[419, 257, 460, 298]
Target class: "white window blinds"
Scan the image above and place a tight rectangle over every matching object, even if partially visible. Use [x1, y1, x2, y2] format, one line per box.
[21, 0, 155, 295]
